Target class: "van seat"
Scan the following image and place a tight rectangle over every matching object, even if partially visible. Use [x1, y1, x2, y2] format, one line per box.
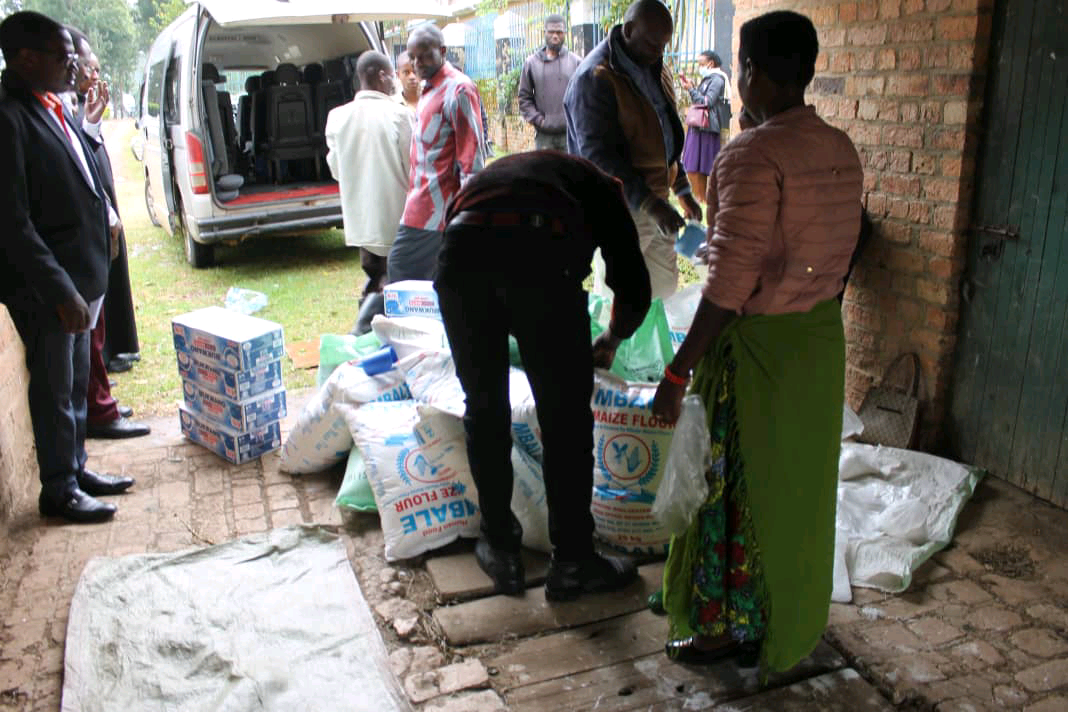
[264, 63, 321, 182]
[201, 63, 244, 199]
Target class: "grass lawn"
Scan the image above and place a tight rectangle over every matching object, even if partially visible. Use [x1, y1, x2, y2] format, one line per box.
[107, 119, 364, 418]
[106, 119, 704, 419]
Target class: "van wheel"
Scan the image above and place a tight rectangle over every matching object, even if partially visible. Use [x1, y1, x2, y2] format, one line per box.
[171, 200, 214, 268]
[184, 229, 215, 268]
[144, 177, 161, 227]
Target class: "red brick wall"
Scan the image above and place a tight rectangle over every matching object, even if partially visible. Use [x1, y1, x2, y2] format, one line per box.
[732, 0, 993, 448]
[488, 114, 537, 154]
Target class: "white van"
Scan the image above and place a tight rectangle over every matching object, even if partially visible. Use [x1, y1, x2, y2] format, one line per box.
[138, 0, 446, 267]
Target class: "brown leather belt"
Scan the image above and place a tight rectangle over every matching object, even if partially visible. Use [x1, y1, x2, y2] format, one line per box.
[449, 210, 566, 235]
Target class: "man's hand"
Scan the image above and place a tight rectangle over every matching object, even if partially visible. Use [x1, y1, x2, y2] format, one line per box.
[85, 80, 109, 124]
[645, 196, 686, 237]
[56, 295, 91, 333]
[592, 330, 622, 369]
[651, 378, 686, 425]
[679, 192, 703, 223]
[110, 221, 122, 260]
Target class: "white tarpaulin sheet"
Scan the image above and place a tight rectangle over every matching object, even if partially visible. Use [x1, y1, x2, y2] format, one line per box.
[831, 442, 983, 602]
[62, 526, 409, 712]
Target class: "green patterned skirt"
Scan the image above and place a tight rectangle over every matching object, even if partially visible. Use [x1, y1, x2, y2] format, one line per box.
[662, 300, 846, 673]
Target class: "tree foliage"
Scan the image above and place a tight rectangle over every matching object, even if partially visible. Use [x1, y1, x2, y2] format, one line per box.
[7, 0, 139, 91]
[135, 0, 186, 51]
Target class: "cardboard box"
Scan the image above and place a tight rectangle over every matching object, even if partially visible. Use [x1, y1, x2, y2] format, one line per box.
[172, 307, 284, 371]
[176, 352, 284, 402]
[179, 405, 281, 464]
[383, 280, 440, 320]
[182, 380, 287, 431]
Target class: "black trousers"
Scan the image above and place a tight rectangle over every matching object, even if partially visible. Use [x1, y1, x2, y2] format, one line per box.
[7, 299, 90, 501]
[435, 224, 596, 560]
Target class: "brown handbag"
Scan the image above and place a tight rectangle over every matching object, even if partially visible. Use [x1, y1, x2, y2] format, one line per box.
[856, 353, 921, 450]
[684, 104, 710, 129]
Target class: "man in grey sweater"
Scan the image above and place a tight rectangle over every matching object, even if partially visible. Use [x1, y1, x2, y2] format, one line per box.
[517, 14, 581, 151]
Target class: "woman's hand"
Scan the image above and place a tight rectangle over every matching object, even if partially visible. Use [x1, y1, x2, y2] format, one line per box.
[678, 74, 693, 90]
[652, 379, 686, 425]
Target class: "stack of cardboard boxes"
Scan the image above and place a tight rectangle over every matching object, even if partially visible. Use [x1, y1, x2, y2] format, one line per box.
[172, 307, 287, 464]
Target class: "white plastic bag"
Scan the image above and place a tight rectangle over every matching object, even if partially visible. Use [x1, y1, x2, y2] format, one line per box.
[651, 395, 710, 537]
[349, 401, 480, 561]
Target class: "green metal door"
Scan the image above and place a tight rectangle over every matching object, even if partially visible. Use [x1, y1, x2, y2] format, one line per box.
[949, 0, 1068, 505]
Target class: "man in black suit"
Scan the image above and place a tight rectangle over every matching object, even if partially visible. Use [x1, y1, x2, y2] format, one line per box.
[66, 27, 150, 440]
[0, 11, 135, 523]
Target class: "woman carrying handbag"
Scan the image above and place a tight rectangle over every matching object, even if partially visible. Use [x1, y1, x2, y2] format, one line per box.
[679, 50, 730, 204]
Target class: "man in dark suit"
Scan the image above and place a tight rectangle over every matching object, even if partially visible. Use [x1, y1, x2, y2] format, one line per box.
[66, 27, 150, 440]
[0, 11, 135, 523]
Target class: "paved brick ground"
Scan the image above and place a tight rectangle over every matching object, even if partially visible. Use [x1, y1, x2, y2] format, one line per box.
[1, 393, 1066, 710]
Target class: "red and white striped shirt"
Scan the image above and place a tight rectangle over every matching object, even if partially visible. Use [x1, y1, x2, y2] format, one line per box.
[401, 63, 484, 231]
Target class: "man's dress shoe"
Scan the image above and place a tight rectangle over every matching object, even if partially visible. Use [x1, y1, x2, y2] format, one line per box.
[77, 469, 135, 496]
[117, 404, 133, 418]
[39, 489, 116, 523]
[87, 417, 151, 439]
[106, 358, 134, 373]
[474, 537, 525, 595]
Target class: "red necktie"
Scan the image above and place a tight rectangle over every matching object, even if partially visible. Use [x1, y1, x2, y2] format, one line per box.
[36, 91, 72, 142]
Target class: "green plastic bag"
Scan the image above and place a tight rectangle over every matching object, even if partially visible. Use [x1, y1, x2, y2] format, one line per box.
[609, 299, 674, 383]
[334, 447, 377, 512]
[317, 332, 383, 387]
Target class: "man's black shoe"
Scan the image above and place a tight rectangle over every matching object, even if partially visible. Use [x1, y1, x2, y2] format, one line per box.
[106, 358, 133, 373]
[544, 551, 638, 602]
[77, 469, 135, 496]
[117, 404, 133, 418]
[475, 537, 525, 595]
[87, 417, 151, 439]
[39, 489, 116, 523]
[116, 352, 141, 362]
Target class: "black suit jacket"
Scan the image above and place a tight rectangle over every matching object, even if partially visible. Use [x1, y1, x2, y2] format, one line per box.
[0, 71, 110, 309]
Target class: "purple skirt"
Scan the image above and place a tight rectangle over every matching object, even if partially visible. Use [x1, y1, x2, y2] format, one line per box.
[681, 128, 722, 175]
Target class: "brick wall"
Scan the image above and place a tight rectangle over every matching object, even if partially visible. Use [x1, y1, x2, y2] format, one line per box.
[487, 114, 537, 154]
[0, 305, 38, 539]
[732, 0, 993, 449]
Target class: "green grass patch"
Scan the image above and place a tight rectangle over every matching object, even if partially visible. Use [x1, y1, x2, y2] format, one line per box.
[109, 120, 362, 417]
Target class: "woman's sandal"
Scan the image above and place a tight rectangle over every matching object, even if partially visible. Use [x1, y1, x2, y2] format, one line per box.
[664, 636, 738, 665]
[665, 637, 762, 667]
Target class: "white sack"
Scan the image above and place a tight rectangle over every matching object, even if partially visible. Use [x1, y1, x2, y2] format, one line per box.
[832, 442, 983, 599]
[399, 350, 543, 462]
[371, 315, 449, 361]
[510, 445, 551, 553]
[279, 362, 409, 474]
[590, 370, 674, 554]
[842, 405, 865, 441]
[663, 284, 703, 353]
[348, 401, 480, 561]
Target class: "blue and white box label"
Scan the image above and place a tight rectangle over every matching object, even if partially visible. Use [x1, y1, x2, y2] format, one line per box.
[383, 280, 441, 320]
[179, 405, 281, 464]
[172, 306, 284, 372]
[176, 352, 284, 402]
[182, 380, 287, 432]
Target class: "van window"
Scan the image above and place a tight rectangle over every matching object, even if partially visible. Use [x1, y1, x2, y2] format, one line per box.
[146, 60, 164, 117]
[164, 56, 182, 123]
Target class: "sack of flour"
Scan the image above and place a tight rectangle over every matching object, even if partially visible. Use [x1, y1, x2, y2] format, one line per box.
[510, 446, 551, 553]
[280, 361, 409, 474]
[399, 350, 543, 463]
[590, 370, 674, 554]
[350, 401, 480, 561]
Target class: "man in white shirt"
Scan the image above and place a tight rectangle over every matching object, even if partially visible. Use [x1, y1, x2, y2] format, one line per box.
[325, 51, 414, 334]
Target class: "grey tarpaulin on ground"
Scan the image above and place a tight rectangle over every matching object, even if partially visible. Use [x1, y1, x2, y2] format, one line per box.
[62, 525, 410, 712]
